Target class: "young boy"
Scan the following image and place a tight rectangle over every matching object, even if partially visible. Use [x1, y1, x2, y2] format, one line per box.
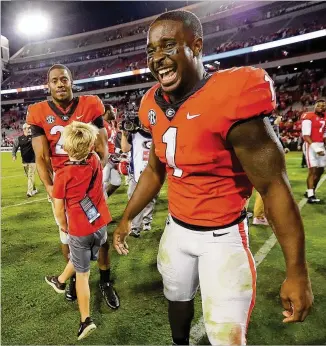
[45, 121, 112, 340]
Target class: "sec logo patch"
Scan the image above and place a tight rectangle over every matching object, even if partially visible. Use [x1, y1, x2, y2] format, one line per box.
[46, 115, 55, 124]
[148, 109, 156, 126]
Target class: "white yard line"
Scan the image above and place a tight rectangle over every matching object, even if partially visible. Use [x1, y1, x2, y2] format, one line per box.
[190, 174, 326, 344]
[2, 197, 48, 209]
[1, 174, 25, 179]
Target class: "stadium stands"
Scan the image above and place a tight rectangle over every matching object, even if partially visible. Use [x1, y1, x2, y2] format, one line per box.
[2, 0, 326, 151]
[3, 16, 326, 89]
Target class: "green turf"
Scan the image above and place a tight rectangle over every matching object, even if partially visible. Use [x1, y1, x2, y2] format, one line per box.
[1, 151, 326, 345]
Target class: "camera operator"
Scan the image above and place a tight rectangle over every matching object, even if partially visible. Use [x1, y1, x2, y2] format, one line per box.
[102, 104, 122, 198]
[118, 105, 157, 238]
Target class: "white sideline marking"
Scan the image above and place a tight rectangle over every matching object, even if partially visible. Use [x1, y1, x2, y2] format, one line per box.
[190, 174, 326, 344]
[2, 197, 48, 209]
[1, 174, 25, 179]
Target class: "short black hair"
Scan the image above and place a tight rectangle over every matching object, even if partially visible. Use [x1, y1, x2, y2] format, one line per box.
[151, 10, 203, 39]
[47, 64, 73, 81]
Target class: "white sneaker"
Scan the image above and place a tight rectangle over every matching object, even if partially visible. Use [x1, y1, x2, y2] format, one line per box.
[253, 217, 269, 226]
[32, 189, 38, 195]
[143, 223, 151, 231]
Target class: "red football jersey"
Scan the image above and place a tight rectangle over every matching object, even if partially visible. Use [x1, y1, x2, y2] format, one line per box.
[26, 95, 105, 171]
[104, 120, 117, 154]
[139, 67, 276, 227]
[52, 153, 112, 236]
[301, 111, 326, 142]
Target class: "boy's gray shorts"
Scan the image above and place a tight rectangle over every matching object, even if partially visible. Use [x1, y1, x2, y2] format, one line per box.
[68, 226, 107, 273]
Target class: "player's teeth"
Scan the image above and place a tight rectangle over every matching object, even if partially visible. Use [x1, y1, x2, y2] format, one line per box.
[159, 68, 173, 75]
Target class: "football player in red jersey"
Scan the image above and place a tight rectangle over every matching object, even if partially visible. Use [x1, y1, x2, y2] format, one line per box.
[102, 103, 122, 198]
[113, 10, 313, 345]
[301, 99, 326, 203]
[26, 64, 119, 309]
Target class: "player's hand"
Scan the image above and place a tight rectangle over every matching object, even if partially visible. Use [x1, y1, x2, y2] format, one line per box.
[113, 219, 130, 255]
[317, 150, 325, 156]
[280, 274, 313, 323]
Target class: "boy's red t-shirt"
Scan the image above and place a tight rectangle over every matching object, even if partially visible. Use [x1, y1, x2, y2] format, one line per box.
[53, 153, 111, 236]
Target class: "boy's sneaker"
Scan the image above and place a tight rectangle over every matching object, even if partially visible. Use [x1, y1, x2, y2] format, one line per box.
[130, 228, 140, 238]
[143, 223, 151, 231]
[32, 189, 38, 195]
[307, 196, 321, 204]
[99, 282, 120, 310]
[65, 276, 77, 301]
[45, 276, 66, 293]
[77, 317, 97, 340]
[26, 192, 33, 198]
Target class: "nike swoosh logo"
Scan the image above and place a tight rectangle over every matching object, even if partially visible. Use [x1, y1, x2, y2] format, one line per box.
[76, 115, 84, 119]
[213, 232, 230, 237]
[186, 113, 201, 120]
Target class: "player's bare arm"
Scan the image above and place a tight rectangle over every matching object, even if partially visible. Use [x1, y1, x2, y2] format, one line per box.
[53, 198, 68, 231]
[228, 116, 313, 323]
[32, 134, 54, 196]
[121, 132, 132, 153]
[303, 134, 313, 145]
[94, 128, 108, 167]
[113, 142, 166, 255]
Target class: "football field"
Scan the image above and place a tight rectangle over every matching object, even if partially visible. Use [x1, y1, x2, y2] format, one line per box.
[1, 151, 326, 345]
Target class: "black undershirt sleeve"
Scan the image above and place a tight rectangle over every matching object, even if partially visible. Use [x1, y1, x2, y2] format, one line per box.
[92, 115, 104, 129]
[30, 125, 45, 138]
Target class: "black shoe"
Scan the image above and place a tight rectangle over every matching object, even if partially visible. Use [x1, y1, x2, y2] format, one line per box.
[45, 276, 66, 293]
[99, 282, 120, 309]
[65, 277, 77, 302]
[130, 228, 140, 238]
[307, 196, 321, 204]
[143, 223, 151, 231]
[77, 317, 96, 340]
[304, 191, 308, 198]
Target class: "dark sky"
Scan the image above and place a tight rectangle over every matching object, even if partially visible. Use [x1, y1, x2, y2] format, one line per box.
[1, 1, 196, 56]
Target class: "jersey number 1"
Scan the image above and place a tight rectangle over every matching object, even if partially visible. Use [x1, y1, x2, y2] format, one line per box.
[162, 127, 183, 178]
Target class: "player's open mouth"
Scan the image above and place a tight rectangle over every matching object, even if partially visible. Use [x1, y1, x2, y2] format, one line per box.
[157, 67, 177, 85]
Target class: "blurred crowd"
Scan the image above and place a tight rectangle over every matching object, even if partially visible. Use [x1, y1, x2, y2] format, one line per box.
[214, 20, 324, 54]
[274, 69, 326, 150]
[2, 68, 325, 149]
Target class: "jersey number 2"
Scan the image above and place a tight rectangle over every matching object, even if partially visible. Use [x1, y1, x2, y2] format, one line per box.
[50, 125, 67, 155]
[162, 127, 183, 178]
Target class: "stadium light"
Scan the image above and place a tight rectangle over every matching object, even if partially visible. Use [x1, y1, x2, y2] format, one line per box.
[16, 12, 50, 36]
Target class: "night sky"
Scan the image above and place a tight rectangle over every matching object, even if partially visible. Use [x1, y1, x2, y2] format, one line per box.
[1, 1, 196, 56]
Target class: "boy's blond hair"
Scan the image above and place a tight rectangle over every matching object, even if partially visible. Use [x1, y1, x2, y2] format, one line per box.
[63, 121, 99, 160]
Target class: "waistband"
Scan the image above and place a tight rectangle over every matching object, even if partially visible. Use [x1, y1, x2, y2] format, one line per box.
[171, 209, 247, 231]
